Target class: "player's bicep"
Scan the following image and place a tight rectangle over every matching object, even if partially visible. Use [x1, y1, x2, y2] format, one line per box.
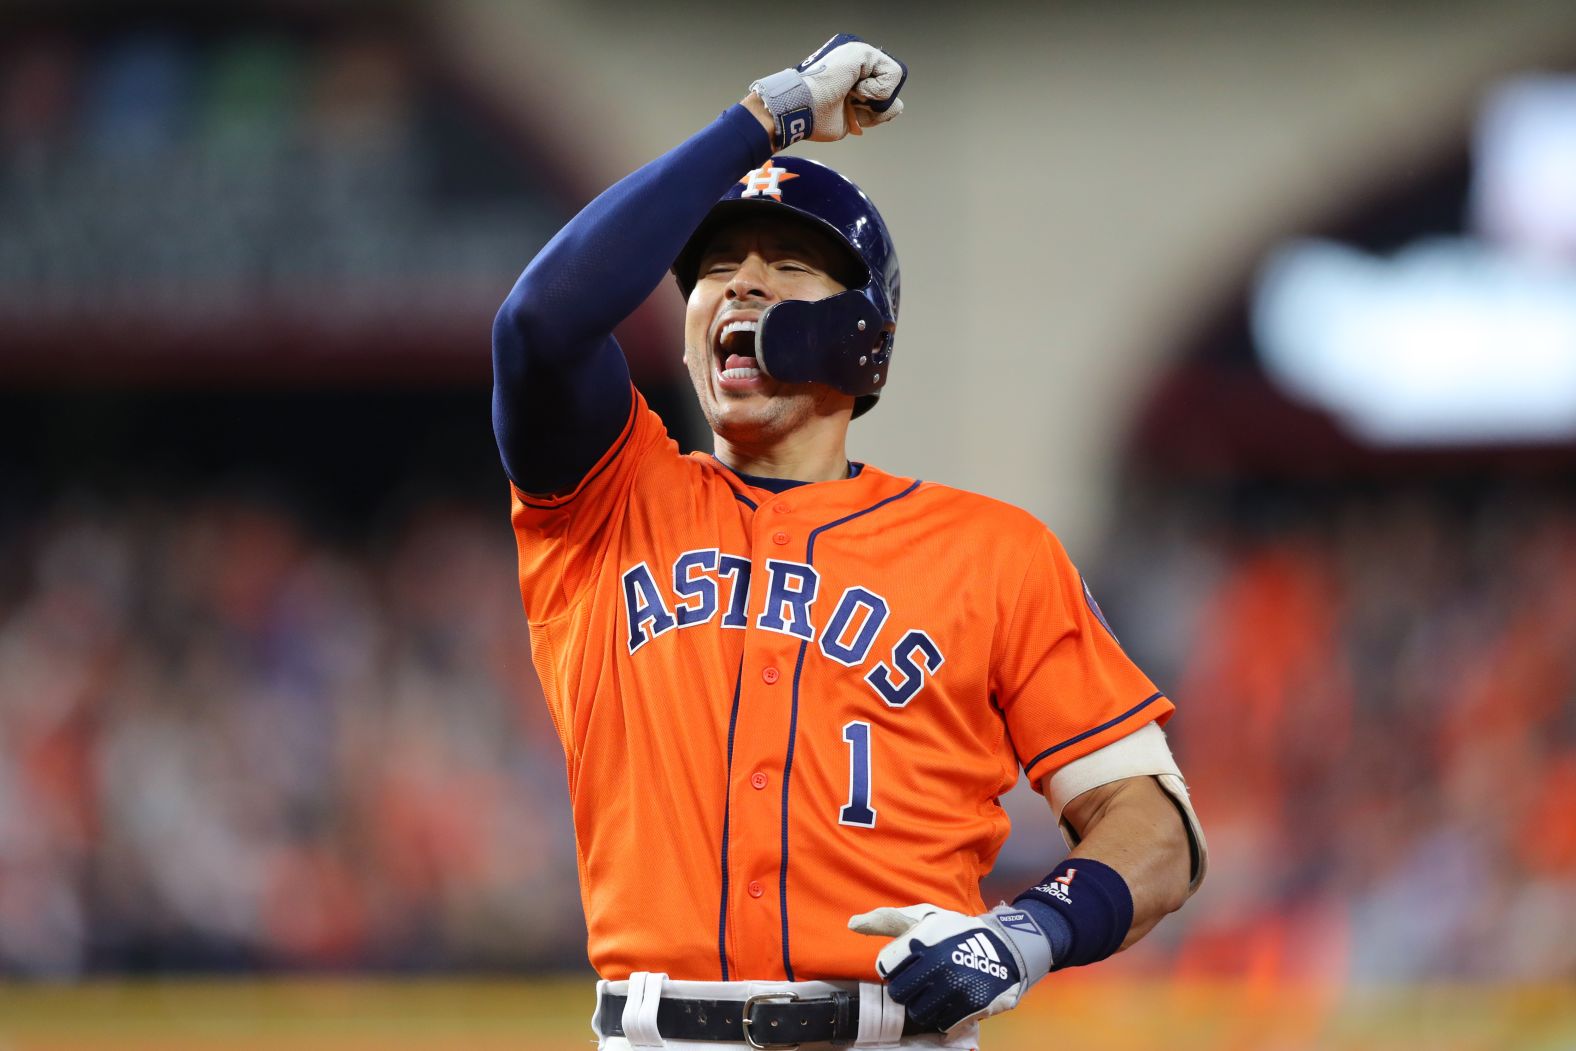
[509, 385, 678, 623]
[492, 327, 633, 495]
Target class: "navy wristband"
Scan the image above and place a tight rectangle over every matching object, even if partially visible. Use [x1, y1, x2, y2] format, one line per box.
[1013, 858, 1134, 970]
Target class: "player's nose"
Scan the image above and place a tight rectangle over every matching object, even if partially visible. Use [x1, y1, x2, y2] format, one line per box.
[724, 254, 774, 301]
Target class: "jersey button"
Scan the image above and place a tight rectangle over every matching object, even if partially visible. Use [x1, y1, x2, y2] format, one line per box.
[772, 531, 790, 546]
[761, 666, 780, 685]
[747, 881, 765, 898]
[751, 771, 768, 790]
[773, 501, 791, 515]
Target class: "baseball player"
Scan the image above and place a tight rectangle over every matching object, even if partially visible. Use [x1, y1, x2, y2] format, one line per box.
[493, 35, 1206, 1049]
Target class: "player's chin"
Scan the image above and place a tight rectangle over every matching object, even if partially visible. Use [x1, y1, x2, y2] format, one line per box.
[708, 397, 770, 433]
[707, 392, 794, 440]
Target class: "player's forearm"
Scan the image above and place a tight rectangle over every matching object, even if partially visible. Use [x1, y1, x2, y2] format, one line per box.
[1064, 776, 1192, 948]
[493, 104, 771, 356]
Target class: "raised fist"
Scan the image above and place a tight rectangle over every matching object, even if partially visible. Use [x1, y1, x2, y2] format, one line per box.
[750, 33, 907, 147]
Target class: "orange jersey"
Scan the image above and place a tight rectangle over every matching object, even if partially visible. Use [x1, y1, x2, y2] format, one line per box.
[511, 389, 1171, 982]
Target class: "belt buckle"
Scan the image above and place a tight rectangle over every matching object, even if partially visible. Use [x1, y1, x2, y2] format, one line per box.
[742, 991, 801, 1050]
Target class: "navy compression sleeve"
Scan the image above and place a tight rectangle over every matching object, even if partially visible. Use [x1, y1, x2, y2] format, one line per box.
[491, 104, 773, 494]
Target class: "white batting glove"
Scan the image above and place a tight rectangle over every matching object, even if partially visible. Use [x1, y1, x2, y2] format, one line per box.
[750, 33, 907, 148]
[849, 903, 1053, 1033]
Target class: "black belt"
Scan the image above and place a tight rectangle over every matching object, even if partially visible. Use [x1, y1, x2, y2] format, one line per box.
[597, 990, 927, 1047]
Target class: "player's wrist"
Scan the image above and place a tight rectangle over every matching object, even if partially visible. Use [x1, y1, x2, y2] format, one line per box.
[739, 92, 778, 148]
[748, 68, 814, 149]
[983, 904, 1055, 985]
[998, 898, 1071, 970]
[1011, 858, 1134, 971]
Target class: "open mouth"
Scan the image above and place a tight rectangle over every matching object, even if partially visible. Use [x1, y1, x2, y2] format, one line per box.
[713, 318, 763, 383]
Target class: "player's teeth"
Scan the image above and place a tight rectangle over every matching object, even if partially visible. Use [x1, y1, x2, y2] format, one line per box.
[719, 320, 759, 352]
[721, 367, 761, 380]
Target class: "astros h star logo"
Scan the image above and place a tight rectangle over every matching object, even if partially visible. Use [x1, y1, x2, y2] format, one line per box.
[739, 159, 800, 200]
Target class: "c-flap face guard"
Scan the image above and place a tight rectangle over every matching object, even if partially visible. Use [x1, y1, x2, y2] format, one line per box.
[754, 291, 893, 397]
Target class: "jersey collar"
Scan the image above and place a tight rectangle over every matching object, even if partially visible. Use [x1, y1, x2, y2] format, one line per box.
[700, 453, 913, 517]
[710, 456, 866, 493]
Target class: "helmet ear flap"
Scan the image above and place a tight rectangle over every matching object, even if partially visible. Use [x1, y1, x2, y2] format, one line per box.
[756, 291, 890, 399]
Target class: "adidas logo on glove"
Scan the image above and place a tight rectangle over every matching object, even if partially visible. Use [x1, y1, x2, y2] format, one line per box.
[951, 934, 1011, 980]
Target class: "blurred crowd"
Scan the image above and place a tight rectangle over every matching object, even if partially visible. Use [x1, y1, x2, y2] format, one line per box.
[0, 492, 580, 975]
[2, 482, 1573, 982]
[1096, 483, 1576, 985]
[0, 25, 558, 328]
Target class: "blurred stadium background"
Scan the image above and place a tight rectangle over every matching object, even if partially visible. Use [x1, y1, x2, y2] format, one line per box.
[2, 0, 1575, 1048]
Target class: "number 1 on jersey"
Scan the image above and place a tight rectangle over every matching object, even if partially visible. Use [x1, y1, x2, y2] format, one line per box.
[839, 720, 877, 828]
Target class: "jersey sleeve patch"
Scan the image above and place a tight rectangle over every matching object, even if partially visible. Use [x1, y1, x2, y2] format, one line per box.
[1081, 575, 1119, 643]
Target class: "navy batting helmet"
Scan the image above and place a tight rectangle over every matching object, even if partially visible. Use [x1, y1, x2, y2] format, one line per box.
[672, 156, 899, 418]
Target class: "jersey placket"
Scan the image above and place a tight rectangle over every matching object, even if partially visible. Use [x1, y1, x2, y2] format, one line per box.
[721, 494, 808, 980]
